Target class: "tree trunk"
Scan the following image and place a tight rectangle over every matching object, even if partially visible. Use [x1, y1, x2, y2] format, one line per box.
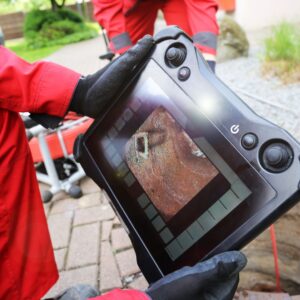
[50, 0, 66, 11]
[239, 202, 300, 295]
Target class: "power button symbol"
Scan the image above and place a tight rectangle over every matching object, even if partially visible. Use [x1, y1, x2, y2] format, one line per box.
[230, 124, 240, 134]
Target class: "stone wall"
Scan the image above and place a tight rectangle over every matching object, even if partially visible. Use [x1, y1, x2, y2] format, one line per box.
[235, 0, 300, 31]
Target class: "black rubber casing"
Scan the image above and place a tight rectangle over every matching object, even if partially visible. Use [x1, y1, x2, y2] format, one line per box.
[74, 27, 300, 283]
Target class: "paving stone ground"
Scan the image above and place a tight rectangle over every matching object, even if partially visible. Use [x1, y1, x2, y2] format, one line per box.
[217, 55, 300, 139]
[41, 23, 300, 298]
[43, 177, 148, 298]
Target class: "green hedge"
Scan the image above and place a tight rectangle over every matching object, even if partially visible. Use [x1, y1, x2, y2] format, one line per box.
[24, 8, 98, 49]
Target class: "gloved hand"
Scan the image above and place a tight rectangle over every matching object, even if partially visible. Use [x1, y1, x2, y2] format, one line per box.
[145, 251, 246, 300]
[69, 35, 154, 118]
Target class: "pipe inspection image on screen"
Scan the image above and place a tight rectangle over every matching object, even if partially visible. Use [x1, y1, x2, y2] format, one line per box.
[125, 106, 219, 222]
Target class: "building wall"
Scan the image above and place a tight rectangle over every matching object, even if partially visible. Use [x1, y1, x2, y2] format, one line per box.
[235, 0, 300, 30]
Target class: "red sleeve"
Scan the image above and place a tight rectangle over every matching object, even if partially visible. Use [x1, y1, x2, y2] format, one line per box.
[92, 0, 132, 54]
[0, 46, 80, 117]
[89, 289, 150, 300]
[184, 0, 219, 55]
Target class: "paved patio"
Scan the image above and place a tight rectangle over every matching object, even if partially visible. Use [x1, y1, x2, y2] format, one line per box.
[42, 177, 148, 298]
[40, 23, 300, 298]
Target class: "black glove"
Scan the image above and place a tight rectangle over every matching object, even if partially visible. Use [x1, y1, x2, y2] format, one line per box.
[145, 251, 247, 300]
[69, 35, 154, 118]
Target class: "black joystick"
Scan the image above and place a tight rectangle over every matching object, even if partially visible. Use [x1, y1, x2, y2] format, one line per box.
[261, 142, 293, 173]
[166, 46, 186, 67]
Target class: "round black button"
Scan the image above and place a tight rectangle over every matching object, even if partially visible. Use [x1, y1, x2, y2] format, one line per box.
[266, 147, 284, 166]
[242, 133, 258, 150]
[261, 142, 293, 173]
[178, 67, 191, 81]
[166, 48, 177, 60]
[166, 47, 186, 67]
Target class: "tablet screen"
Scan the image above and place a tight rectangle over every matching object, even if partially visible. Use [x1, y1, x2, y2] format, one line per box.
[125, 106, 219, 222]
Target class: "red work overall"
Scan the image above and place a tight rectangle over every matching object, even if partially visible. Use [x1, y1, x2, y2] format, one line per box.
[93, 0, 219, 55]
[0, 46, 79, 300]
[0, 47, 148, 300]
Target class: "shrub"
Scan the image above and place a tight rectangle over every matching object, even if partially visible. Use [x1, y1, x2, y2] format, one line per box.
[56, 9, 83, 23]
[24, 9, 61, 34]
[41, 20, 82, 40]
[23, 8, 97, 49]
[264, 22, 300, 63]
[263, 22, 300, 83]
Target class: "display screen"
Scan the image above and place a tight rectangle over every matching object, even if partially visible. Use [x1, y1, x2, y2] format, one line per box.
[97, 78, 252, 262]
[125, 106, 219, 221]
[94, 78, 253, 261]
[85, 61, 276, 274]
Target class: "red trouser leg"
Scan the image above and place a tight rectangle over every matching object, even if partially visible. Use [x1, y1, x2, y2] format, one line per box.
[125, 0, 160, 45]
[161, 0, 192, 36]
[0, 111, 58, 300]
[184, 0, 219, 55]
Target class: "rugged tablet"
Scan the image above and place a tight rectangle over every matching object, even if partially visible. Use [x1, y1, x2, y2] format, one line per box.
[74, 27, 300, 283]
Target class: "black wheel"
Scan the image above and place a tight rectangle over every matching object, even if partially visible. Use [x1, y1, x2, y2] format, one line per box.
[68, 185, 82, 199]
[36, 158, 79, 180]
[42, 190, 53, 203]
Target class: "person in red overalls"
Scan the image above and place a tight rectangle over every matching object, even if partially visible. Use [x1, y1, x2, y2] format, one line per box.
[93, 0, 219, 71]
[0, 36, 245, 300]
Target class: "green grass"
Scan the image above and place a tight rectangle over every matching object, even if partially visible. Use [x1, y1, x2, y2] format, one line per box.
[5, 22, 99, 62]
[86, 22, 100, 32]
[265, 22, 300, 63]
[263, 22, 300, 83]
[6, 39, 62, 62]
